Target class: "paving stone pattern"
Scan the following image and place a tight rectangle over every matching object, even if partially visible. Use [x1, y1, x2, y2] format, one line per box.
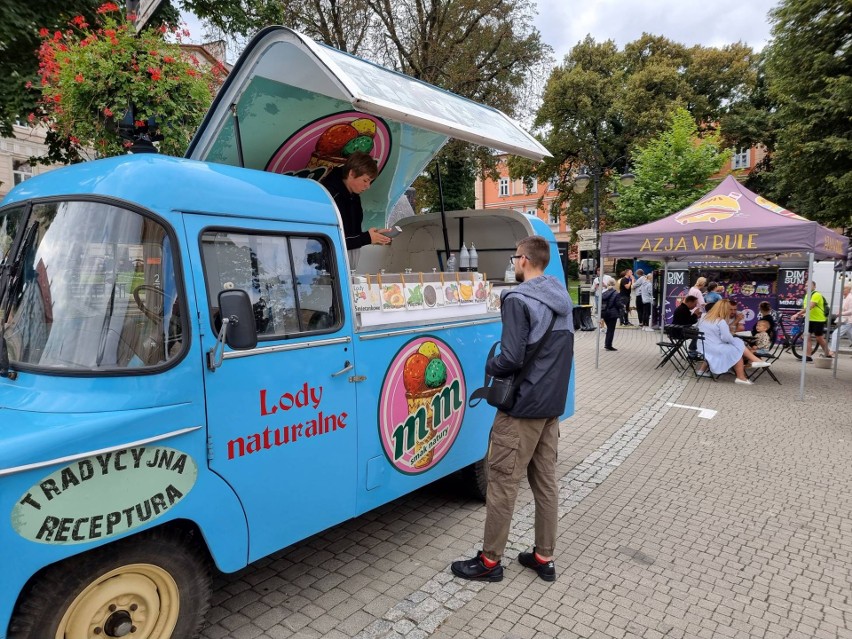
[202, 326, 852, 639]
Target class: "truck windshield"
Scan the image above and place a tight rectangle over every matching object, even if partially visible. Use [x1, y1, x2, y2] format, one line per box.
[0, 200, 184, 372]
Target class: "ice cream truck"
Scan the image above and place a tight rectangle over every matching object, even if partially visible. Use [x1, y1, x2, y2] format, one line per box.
[0, 27, 574, 639]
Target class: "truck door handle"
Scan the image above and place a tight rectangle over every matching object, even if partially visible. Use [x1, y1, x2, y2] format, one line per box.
[332, 361, 354, 377]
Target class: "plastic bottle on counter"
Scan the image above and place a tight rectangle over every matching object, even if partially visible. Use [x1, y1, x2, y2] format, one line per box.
[446, 253, 457, 272]
[504, 258, 516, 283]
[459, 243, 470, 271]
[469, 244, 478, 271]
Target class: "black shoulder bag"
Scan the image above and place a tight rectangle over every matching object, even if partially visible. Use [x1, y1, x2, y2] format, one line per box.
[468, 312, 557, 412]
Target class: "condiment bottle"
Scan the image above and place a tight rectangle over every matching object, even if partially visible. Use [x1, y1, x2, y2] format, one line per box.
[504, 258, 516, 283]
[459, 243, 470, 272]
[469, 244, 478, 272]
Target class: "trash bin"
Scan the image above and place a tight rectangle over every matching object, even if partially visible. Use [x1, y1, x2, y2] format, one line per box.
[579, 290, 590, 305]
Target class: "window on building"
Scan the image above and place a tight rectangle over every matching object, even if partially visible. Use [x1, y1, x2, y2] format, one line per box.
[526, 179, 538, 194]
[547, 177, 558, 192]
[201, 230, 341, 339]
[732, 148, 750, 170]
[12, 159, 33, 186]
[498, 178, 509, 197]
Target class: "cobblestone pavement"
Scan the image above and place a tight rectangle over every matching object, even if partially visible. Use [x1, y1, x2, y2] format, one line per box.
[202, 324, 852, 639]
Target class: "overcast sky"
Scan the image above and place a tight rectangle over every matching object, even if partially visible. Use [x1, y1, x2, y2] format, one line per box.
[534, 0, 779, 61]
[184, 0, 780, 63]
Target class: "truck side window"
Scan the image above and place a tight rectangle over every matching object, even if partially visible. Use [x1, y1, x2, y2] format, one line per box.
[201, 231, 341, 338]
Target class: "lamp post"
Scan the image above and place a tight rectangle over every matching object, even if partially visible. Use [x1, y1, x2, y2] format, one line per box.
[573, 163, 634, 369]
[573, 165, 635, 276]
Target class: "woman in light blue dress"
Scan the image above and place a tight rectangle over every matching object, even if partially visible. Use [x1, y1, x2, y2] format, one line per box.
[697, 299, 770, 385]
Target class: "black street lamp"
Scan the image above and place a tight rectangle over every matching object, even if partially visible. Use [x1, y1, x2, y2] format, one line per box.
[573, 166, 634, 278]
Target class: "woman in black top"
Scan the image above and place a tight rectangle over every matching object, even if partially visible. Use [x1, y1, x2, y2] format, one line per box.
[618, 269, 633, 325]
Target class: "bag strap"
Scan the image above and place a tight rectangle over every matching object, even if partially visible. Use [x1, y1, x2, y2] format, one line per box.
[468, 310, 558, 408]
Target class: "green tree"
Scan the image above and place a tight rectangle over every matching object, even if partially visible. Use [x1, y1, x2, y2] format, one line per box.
[31, 3, 220, 161]
[612, 107, 730, 228]
[764, 0, 852, 228]
[519, 34, 756, 237]
[0, 0, 101, 136]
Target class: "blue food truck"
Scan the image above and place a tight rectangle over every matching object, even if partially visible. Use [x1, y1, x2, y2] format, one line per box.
[0, 28, 573, 639]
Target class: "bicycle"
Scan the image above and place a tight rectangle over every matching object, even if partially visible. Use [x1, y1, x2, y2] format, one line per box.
[776, 313, 825, 360]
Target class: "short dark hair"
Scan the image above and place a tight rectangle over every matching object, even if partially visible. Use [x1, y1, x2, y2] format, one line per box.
[516, 235, 550, 269]
[706, 281, 717, 291]
[342, 152, 378, 180]
[684, 295, 698, 303]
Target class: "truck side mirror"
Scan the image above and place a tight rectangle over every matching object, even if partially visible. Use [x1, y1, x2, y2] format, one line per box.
[207, 289, 258, 370]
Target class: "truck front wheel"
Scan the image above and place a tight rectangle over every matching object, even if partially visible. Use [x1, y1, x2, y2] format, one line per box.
[9, 527, 211, 639]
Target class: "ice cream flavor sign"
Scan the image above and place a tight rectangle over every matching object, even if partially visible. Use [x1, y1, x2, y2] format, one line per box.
[379, 337, 466, 474]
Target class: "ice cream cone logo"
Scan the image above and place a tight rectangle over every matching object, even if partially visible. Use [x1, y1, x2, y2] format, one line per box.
[265, 111, 391, 181]
[379, 337, 466, 474]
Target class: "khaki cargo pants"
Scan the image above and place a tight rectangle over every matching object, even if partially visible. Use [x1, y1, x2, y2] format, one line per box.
[482, 411, 559, 562]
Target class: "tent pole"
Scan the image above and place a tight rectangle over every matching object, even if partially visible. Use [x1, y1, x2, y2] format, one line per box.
[834, 266, 846, 379]
[595, 253, 604, 369]
[799, 252, 814, 400]
[661, 259, 669, 341]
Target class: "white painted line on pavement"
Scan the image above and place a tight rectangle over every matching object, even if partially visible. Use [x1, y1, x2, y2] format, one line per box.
[665, 402, 717, 419]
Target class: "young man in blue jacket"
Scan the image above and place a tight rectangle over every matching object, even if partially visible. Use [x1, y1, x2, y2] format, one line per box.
[452, 236, 574, 582]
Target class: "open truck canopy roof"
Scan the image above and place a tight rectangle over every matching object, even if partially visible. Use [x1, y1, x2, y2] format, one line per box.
[185, 27, 550, 228]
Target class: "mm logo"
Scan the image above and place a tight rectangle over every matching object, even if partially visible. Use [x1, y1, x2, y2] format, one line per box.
[378, 337, 466, 474]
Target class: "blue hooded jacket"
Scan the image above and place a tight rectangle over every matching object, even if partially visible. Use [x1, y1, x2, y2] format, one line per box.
[486, 274, 574, 418]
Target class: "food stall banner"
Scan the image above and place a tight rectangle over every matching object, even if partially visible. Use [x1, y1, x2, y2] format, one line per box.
[186, 27, 550, 230]
[601, 176, 849, 261]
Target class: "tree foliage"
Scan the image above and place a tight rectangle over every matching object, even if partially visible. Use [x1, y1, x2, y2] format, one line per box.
[184, 0, 552, 213]
[0, 0, 101, 136]
[31, 3, 221, 161]
[763, 0, 852, 228]
[612, 107, 730, 229]
[520, 34, 756, 237]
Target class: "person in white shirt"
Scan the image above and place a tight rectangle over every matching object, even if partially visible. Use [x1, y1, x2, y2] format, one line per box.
[829, 284, 852, 351]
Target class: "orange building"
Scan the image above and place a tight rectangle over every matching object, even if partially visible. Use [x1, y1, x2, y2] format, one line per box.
[474, 156, 570, 243]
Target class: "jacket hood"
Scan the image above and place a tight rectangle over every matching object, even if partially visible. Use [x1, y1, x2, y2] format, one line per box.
[513, 275, 571, 316]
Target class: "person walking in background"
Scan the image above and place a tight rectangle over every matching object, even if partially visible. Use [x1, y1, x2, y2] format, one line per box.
[618, 269, 634, 326]
[688, 276, 707, 314]
[451, 236, 573, 583]
[829, 284, 852, 352]
[601, 276, 624, 351]
[635, 272, 653, 330]
[791, 280, 833, 361]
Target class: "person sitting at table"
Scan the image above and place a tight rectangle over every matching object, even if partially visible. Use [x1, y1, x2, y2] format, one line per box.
[673, 295, 699, 326]
[673, 295, 700, 354]
[726, 302, 745, 333]
[697, 299, 770, 385]
[749, 319, 773, 356]
[751, 301, 776, 342]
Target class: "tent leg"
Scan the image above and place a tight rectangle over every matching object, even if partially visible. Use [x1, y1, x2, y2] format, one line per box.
[834, 268, 847, 379]
[799, 252, 814, 400]
[660, 260, 669, 341]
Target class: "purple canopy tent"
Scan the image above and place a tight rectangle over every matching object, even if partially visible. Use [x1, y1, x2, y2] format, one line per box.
[598, 176, 849, 398]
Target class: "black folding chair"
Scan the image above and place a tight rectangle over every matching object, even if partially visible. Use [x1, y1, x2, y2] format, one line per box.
[656, 325, 689, 372]
[680, 327, 718, 381]
[747, 327, 783, 384]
